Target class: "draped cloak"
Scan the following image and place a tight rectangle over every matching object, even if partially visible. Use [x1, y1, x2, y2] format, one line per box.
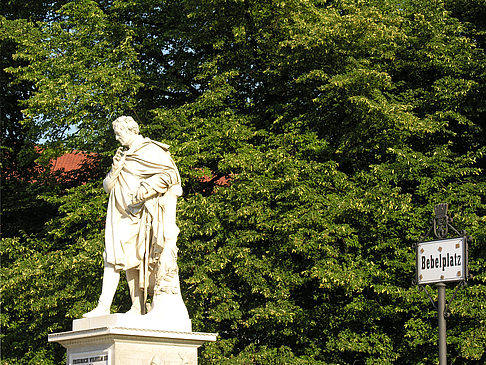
[103, 137, 181, 278]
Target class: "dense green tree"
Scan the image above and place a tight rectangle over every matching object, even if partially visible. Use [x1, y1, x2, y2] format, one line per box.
[2, 0, 485, 364]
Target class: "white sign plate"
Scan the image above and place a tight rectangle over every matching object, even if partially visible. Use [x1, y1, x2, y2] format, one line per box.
[69, 351, 109, 365]
[416, 236, 467, 285]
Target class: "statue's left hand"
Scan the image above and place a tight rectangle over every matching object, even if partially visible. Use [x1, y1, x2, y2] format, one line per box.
[136, 185, 149, 202]
[126, 185, 156, 215]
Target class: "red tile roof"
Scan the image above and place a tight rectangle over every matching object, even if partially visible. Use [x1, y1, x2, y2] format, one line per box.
[50, 150, 94, 173]
[5, 148, 99, 184]
[40, 150, 229, 188]
[199, 174, 230, 186]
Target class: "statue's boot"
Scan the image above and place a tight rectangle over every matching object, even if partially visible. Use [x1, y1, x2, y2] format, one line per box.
[83, 264, 120, 318]
[124, 267, 142, 316]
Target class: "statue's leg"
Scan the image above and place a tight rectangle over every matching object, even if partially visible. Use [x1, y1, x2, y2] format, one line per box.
[83, 263, 120, 318]
[125, 267, 142, 315]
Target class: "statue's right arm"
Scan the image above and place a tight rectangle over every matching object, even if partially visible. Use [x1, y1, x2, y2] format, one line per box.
[103, 170, 119, 193]
[103, 147, 125, 193]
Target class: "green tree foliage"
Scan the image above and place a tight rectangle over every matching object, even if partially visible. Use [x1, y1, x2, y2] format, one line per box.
[3, 0, 141, 150]
[2, 0, 485, 364]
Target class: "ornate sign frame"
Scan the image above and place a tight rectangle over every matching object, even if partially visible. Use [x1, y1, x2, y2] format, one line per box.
[416, 236, 468, 285]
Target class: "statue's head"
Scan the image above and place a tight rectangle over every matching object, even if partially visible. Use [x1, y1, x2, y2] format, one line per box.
[112, 115, 139, 135]
[112, 116, 140, 147]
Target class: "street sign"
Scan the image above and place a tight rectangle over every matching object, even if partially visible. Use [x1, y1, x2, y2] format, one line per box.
[415, 204, 469, 365]
[416, 236, 468, 285]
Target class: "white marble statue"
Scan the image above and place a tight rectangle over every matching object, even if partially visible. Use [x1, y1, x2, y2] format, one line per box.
[83, 116, 190, 330]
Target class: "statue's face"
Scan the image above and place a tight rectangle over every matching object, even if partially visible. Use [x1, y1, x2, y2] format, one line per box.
[114, 126, 135, 147]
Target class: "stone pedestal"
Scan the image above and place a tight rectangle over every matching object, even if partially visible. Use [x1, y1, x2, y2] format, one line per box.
[48, 316, 217, 365]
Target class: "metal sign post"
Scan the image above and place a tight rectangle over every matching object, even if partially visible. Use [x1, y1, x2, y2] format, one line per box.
[415, 204, 469, 365]
[437, 282, 447, 364]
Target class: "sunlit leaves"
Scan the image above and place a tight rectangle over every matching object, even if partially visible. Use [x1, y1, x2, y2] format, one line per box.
[4, 0, 141, 149]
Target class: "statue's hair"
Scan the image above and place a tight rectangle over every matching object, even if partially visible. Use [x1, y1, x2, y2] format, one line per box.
[112, 116, 139, 134]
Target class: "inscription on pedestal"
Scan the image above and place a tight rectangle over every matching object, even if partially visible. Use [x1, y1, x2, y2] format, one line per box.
[70, 351, 109, 365]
